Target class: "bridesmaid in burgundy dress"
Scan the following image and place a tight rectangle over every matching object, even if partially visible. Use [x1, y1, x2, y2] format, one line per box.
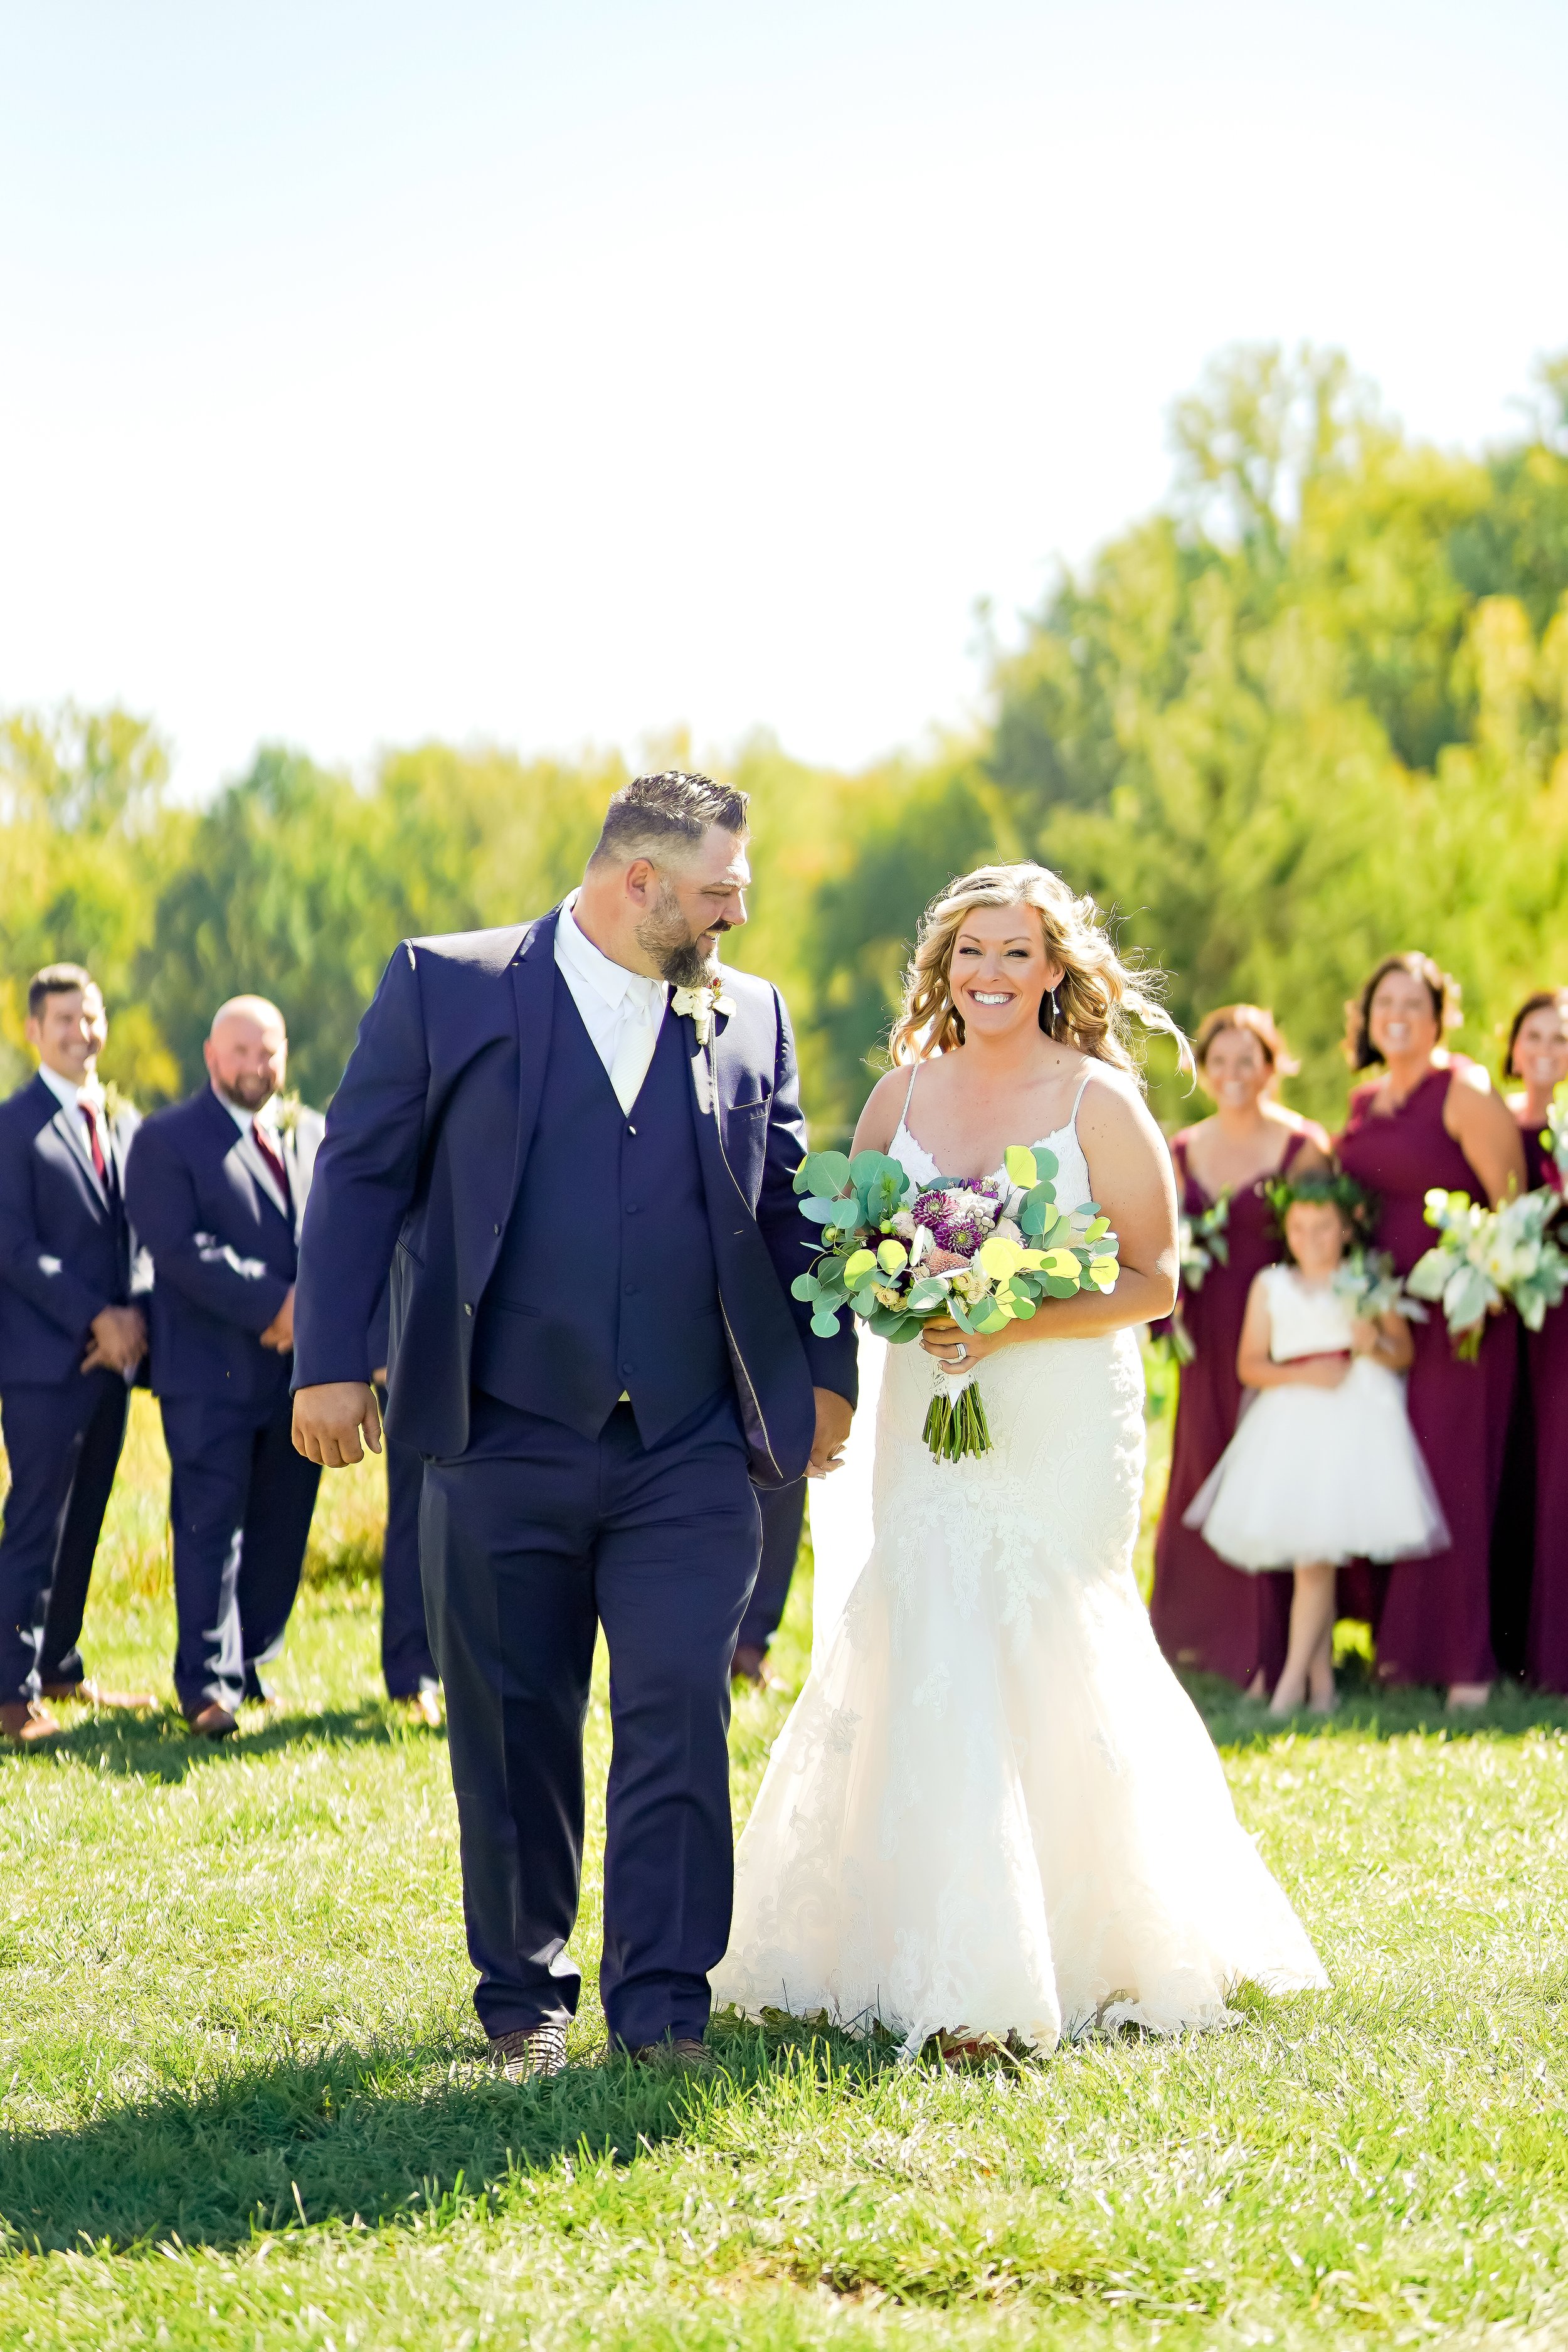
[1151, 1006, 1329, 1694]
[1505, 991, 1568, 1693]
[1337, 955, 1526, 1705]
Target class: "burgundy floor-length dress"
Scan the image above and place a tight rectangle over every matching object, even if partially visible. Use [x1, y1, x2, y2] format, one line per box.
[1149, 1131, 1301, 1688]
[1337, 1066, 1516, 1688]
[1523, 1129, 1568, 1692]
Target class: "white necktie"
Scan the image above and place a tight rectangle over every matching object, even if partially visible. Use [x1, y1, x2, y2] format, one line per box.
[608, 981, 661, 1113]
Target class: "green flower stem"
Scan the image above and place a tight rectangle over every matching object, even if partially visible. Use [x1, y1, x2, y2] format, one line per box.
[922, 1380, 993, 1463]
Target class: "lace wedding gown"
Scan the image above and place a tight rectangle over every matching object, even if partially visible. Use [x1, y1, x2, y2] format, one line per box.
[714, 1073, 1328, 2056]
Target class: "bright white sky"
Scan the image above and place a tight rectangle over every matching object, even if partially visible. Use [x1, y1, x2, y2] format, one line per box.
[2, 0, 1564, 798]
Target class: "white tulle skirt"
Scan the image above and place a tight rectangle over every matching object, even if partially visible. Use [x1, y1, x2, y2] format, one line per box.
[714, 1331, 1328, 2057]
[1185, 1359, 1449, 1572]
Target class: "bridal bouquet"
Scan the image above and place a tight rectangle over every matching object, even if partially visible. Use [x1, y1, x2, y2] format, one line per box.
[1330, 1246, 1426, 1327]
[1407, 1188, 1568, 1355]
[1541, 1099, 1568, 1188]
[792, 1143, 1120, 1461]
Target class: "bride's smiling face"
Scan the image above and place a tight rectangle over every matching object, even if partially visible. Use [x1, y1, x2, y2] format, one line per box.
[949, 906, 1064, 1039]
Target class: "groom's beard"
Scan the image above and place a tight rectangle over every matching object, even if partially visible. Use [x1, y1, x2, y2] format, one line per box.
[637, 880, 730, 988]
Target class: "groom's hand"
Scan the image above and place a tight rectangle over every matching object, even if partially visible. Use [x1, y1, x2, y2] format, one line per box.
[807, 1386, 852, 1478]
[292, 1381, 382, 1468]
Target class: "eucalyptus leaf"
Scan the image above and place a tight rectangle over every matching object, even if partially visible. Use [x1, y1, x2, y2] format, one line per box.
[801, 1150, 852, 1197]
[810, 1309, 843, 1337]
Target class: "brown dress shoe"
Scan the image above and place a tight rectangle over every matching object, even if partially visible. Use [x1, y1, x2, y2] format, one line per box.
[395, 1688, 443, 1728]
[185, 1703, 238, 1739]
[40, 1678, 157, 1710]
[626, 2036, 716, 2074]
[0, 1700, 62, 1744]
[488, 2022, 568, 2082]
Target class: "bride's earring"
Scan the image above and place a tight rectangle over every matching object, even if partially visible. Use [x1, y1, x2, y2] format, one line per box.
[1046, 984, 1060, 1030]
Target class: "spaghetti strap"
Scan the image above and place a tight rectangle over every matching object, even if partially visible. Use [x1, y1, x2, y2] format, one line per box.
[1281, 1128, 1307, 1174]
[1069, 1062, 1095, 1124]
[901, 1061, 920, 1123]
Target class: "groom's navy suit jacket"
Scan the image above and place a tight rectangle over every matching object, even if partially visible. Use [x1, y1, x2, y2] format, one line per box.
[292, 908, 856, 1485]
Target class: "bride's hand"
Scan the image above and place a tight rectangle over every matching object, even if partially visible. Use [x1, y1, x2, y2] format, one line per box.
[921, 1314, 1006, 1374]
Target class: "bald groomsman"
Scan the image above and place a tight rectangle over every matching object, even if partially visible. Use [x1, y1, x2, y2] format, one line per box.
[125, 998, 324, 1735]
[0, 964, 154, 1744]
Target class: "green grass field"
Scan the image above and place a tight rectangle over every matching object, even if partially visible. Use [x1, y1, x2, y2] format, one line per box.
[2, 1392, 1566, 2349]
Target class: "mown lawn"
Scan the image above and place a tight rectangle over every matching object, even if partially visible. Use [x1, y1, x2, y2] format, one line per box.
[1, 1393, 1566, 2348]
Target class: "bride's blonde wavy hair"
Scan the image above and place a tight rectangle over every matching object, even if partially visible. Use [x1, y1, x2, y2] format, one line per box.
[889, 862, 1191, 1079]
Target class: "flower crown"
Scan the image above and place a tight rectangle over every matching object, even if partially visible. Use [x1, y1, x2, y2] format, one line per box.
[1263, 1170, 1378, 1241]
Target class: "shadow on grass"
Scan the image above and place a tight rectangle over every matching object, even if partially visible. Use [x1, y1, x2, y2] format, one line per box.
[1187, 1655, 1568, 1752]
[5, 1704, 443, 1786]
[0, 2022, 872, 2255]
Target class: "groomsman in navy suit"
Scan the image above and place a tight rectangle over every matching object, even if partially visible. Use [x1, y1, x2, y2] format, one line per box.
[292, 773, 856, 2079]
[368, 1277, 440, 1724]
[0, 965, 154, 1744]
[124, 997, 324, 1737]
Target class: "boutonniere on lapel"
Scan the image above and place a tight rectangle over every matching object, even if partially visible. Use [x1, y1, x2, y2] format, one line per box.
[272, 1091, 304, 1140]
[101, 1081, 133, 1128]
[670, 981, 735, 1049]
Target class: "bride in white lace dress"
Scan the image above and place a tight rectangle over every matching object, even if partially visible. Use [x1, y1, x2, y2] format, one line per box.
[714, 862, 1327, 2060]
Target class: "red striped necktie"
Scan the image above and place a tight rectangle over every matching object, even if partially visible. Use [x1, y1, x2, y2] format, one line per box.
[252, 1124, 290, 1205]
[79, 1103, 109, 1186]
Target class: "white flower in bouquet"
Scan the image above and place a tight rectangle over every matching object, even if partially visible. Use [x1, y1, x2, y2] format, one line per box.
[1330, 1246, 1426, 1326]
[1481, 1190, 1568, 1332]
[1406, 1190, 1502, 1359]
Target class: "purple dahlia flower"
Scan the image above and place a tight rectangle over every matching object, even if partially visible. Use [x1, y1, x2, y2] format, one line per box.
[912, 1181, 1004, 1260]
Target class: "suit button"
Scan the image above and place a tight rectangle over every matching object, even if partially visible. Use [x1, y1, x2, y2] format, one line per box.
[624, 1282, 638, 1296]
[622, 1362, 634, 1377]
[626, 1204, 640, 1216]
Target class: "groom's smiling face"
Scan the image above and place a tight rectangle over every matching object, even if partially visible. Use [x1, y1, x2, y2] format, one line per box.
[636, 827, 750, 988]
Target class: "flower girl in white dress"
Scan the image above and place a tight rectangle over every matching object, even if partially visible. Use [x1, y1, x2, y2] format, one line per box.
[713, 864, 1328, 2063]
[1186, 1177, 1447, 1717]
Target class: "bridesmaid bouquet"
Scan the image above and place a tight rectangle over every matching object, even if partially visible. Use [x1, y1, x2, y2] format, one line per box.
[1178, 1194, 1231, 1291]
[1407, 1189, 1568, 1355]
[1541, 1100, 1568, 1188]
[1158, 1194, 1233, 1366]
[1330, 1246, 1426, 1325]
[792, 1143, 1120, 1461]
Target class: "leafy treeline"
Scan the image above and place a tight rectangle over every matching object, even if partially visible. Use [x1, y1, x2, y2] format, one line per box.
[4, 345, 1566, 1138]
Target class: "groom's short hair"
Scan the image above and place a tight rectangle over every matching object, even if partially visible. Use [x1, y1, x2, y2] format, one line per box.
[591, 771, 748, 869]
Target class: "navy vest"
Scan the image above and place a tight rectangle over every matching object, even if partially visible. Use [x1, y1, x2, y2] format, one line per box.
[470, 971, 729, 1444]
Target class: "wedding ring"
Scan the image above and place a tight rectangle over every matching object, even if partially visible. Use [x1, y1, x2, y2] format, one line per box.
[954, 1342, 968, 1362]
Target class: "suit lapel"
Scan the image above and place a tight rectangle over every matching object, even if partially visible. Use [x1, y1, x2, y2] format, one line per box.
[282, 1119, 320, 1241]
[686, 1004, 748, 1217]
[506, 911, 561, 1207]
[45, 1094, 110, 1211]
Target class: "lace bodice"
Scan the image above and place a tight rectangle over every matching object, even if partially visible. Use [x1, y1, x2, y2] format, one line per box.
[889, 1065, 1095, 1214]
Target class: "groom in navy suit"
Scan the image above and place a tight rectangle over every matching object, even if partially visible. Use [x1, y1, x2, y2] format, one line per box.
[292, 772, 856, 2077]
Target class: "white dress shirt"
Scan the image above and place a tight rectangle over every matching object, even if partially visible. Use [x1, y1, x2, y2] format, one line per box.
[38, 1062, 110, 1194]
[217, 1089, 292, 1222]
[554, 894, 668, 1113]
